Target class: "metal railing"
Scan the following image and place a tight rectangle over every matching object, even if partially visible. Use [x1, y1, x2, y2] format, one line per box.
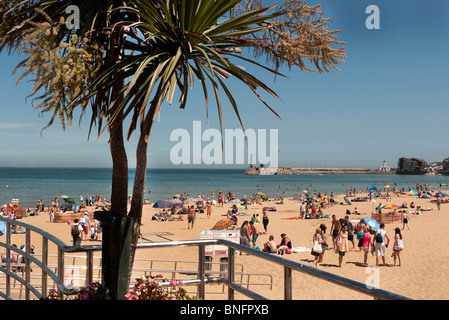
[0, 216, 411, 300]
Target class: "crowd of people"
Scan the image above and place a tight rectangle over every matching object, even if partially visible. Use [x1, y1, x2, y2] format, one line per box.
[309, 215, 404, 268]
[219, 189, 408, 269]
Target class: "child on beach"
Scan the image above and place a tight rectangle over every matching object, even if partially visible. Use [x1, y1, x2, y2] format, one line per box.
[392, 228, 403, 267]
[90, 224, 97, 241]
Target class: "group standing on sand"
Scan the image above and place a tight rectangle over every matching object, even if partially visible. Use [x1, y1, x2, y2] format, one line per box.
[310, 217, 404, 268]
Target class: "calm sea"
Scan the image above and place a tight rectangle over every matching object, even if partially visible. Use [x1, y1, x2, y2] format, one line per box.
[1, 167, 449, 208]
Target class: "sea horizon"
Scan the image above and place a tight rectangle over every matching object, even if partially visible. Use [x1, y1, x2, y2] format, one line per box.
[2, 167, 449, 209]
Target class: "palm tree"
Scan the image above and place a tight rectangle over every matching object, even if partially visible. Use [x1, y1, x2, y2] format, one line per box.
[1, 0, 345, 299]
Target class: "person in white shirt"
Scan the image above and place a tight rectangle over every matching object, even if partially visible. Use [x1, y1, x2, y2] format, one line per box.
[372, 223, 390, 267]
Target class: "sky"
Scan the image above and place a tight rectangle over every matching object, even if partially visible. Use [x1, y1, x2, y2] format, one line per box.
[0, 0, 448, 169]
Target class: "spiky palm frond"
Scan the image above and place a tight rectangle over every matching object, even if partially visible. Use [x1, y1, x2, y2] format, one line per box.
[87, 0, 285, 142]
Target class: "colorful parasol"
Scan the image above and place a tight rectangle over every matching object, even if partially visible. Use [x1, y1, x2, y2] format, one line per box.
[212, 219, 234, 230]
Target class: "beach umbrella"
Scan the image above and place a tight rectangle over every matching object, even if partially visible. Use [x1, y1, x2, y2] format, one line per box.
[93, 201, 104, 207]
[195, 197, 205, 202]
[173, 194, 181, 198]
[363, 217, 381, 231]
[257, 192, 265, 196]
[60, 196, 76, 204]
[185, 198, 197, 203]
[383, 204, 399, 209]
[171, 198, 183, 204]
[0, 221, 6, 236]
[358, 190, 365, 194]
[229, 199, 242, 204]
[435, 191, 446, 198]
[212, 219, 233, 230]
[408, 190, 418, 196]
[153, 200, 171, 208]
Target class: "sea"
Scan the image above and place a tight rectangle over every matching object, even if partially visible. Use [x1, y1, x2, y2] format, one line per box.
[1, 167, 449, 208]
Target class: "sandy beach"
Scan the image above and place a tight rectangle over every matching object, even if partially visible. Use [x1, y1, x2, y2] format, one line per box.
[5, 191, 449, 300]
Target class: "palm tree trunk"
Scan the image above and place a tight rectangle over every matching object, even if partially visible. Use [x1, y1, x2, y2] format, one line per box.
[127, 131, 149, 281]
[95, 16, 132, 299]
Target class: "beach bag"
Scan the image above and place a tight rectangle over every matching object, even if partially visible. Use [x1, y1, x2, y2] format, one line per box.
[394, 238, 404, 251]
[312, 237, 322, 254]
[375, 231, 383, 244]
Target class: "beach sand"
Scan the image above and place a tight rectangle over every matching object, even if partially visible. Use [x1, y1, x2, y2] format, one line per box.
[6, 192, 449, 300]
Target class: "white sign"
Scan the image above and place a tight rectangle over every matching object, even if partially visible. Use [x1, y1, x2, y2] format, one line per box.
[200, 230, 240, 256]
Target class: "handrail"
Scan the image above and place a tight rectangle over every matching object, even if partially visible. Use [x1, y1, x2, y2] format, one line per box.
[136, 239, 411, 300]
[0, 216, 411, 300]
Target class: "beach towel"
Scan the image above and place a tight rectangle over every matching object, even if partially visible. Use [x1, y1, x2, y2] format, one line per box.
[291, 246, 311, 253]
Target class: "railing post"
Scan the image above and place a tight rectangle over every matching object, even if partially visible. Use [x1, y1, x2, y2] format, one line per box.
[42, 236, 48, 297]
[57, 247, 64, 299]
[227, 247, 235, 300]
[284, 266, 292, 300]
[25, 229, 31, 300]
[5, 221, 11, 298]
[86, 250, 94, 286]
[198, 244, 205, 300]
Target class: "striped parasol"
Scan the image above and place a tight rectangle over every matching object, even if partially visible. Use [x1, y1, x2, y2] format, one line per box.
[212, 219, 233, 230]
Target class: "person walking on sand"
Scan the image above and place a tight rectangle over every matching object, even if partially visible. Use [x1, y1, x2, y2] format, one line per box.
[206, 203, 212, 219]
[71, 219, 83, 246]
[330, 215, 341, 249]
[361, 230, 372, 265]
[318, 224, 328, 264]
[249, 221, 259, 247]
[392, 227, 404, 267]
[262, 209, 269, 234]
[187, 205, 196, 230]
[402, 211, 410, 230]
[337, 225, 349, 268]
[372, 223, 390, 267]
[437, 195, 441, 211]
[344, 215, 355, 249]
[239, 221, 251, 248]
[312, 228, 325, 268]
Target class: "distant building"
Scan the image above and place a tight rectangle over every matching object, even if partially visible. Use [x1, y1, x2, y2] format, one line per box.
[378, 161, 391, 172]
[440, 158, 449, 175]
[396, 157, 428, 175]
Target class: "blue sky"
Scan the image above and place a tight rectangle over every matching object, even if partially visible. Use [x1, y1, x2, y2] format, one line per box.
[1, 0, 448, 169]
